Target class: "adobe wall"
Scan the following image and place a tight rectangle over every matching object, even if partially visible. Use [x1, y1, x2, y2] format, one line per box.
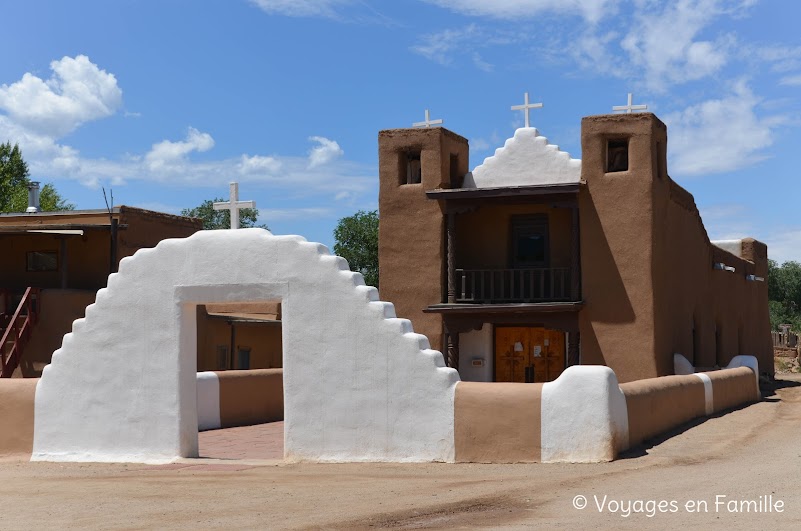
[14, 289, 96, 377]
[620, 374, 706, 447]
[654, 180, 773, 375]
[579, 114, 664, 382]
[0, 379, 37, 459]
[580, 113, 772, 381]
[455, 204, 572, 270]
[116, 206, 201, 261]
[378, 128, 468, 352]
[620, 360, 759, 449]
[196, 369, 284, 430]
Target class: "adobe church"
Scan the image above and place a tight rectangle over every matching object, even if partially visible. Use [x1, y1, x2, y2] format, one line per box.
[378, 107, 773, 384]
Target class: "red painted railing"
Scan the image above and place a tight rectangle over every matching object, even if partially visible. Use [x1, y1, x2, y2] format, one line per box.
[0, 287, 40, 378]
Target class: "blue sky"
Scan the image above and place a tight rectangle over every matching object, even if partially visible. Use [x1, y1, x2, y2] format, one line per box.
[2, 0, 800, 262]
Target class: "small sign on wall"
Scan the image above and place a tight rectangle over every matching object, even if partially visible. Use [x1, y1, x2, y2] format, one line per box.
[533, 346, 542, 357]
[471, 358, 485, 367]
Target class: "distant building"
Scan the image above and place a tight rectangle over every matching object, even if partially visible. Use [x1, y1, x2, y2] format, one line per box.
[378, 112, 773, 384]
[0, 206, 202, 377]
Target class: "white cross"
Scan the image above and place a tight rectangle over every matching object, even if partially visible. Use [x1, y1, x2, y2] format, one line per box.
[213, 182, 256, 229]
[511, 92, 543, 128]
[613, 92, 648, 114]
[412, 109, 443, 128]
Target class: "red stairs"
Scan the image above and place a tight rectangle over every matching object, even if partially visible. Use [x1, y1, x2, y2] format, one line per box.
[0, 287, 40, 378]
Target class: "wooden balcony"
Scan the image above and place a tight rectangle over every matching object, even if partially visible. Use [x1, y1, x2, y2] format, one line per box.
[455, 268, 572, 303]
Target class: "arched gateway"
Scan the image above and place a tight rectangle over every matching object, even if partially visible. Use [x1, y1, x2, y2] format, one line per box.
[33, 229, 458, 463]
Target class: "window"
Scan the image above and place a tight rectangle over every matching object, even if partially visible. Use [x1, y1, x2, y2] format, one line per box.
[237, 347, 251, 370]
[216, 345, 229, 370]
[510, 215, 549, 268]
[401, 150, 422, 184]
[607, 139, 629, 173]
[449, 153, 462, 187]
[27, 251, 58, 272]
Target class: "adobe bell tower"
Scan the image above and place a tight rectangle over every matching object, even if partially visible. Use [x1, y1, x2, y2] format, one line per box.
[577, 112, 669, 381]
[377, 126, 469, 352]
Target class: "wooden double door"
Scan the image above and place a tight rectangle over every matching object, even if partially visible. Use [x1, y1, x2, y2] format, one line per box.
[494, 327, 565, 383]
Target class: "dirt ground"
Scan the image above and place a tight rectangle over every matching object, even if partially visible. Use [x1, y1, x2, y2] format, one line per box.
[2, 376, 801, 530]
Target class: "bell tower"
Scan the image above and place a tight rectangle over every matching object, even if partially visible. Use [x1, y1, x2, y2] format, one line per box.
[377, 127, 469, 352]
[577, 112, 669, 381]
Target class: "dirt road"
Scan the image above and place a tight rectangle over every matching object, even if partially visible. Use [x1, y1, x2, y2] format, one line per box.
[2, 376, 800, 530]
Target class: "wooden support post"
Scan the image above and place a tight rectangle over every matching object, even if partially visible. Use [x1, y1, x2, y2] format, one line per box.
[567, 331, 580, 366]
[570, 205, 580, 301]
[446, 331, 460, 370]
[447, 210, 456, 304]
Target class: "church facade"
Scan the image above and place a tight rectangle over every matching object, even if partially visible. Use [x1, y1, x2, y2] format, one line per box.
[378, 112, 773, 384]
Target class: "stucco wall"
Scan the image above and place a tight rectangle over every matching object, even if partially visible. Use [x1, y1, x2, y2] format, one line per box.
[32, 229, 458, 463]
[0, 379, 37, 459]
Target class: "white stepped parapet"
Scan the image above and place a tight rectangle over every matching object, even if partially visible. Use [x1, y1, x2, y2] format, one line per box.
[32, 229, 459, 464]
[463, 127, 581, 189]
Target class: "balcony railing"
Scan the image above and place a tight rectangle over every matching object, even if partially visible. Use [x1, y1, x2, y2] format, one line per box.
[455, 268, 571, 303]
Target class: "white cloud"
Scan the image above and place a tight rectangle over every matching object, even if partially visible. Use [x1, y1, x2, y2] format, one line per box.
[422, 0, 616, 24]
[664, 81, 784, 176]
[619, 1, 736, 91]
[779, 74, 801, 86]
[471, 52, 494, 72]
[238, 154, 282, 175]
[308, 136, 344, 168]
[0, 55, 376, 205]
[411, 25, 482, 66]
[0, 55, 122, 137]
[249, 0, 351, 18]
[144, 127, 215, 172]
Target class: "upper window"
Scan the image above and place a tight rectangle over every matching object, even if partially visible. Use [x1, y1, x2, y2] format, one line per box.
[607, 139, 629, 173]
[27, 251, 58, 272]
[510, 215, 549, 268]
[401, 150, 422, 184]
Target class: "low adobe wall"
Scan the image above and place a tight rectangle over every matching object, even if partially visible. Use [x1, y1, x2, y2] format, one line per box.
[197, 369, 283, 431]
[622, 358, 759, 449]
[0, 379, 38, 459]
[454, 366, 629, 463]
[621, 375, 707, 447]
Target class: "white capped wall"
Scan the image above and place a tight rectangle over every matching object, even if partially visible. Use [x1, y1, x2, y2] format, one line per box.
[32, 229, 459, 463]
[462, 128, 581, 189]
[458, 325, 493, 382]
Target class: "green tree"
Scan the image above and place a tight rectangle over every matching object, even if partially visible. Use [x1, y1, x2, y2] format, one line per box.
[0, 141, 74, 212]
[768, 259, 801, 331]
[181, 198, 265, 230]
[333, 209, 379, 288]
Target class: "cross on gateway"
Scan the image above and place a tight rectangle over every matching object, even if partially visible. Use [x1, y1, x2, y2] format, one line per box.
[613, 92, 648, 114]
[511, 92, 543, 128]
[213, 182, 256, 229]
[412, 109, 443, 128]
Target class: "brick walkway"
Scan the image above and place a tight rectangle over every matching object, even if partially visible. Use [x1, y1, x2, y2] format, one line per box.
[198, 421, 283, 460]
